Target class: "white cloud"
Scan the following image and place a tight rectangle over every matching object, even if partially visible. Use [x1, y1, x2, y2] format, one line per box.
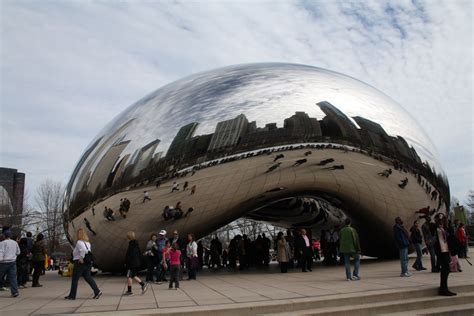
[1, 0, 472, 204]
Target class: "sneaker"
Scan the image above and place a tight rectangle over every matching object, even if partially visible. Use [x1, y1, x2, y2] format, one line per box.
[401, 272, 411, 277]
[346, 278, 352, 281]
[154, 281, 162, 285]
[141, 282, 149, 294]
[0, 287, 6, 291]
[12, 293, 19, 298]
[352, 276, 361, 281]
[93, 291, 102, 299]
[124, 291, 133, 296]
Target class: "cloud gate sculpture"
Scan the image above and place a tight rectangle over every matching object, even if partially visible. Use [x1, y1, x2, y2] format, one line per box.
[64, 63, 449, 272]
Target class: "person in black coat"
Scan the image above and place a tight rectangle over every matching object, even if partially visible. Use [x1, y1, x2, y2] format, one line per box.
[124, 231, 148, 295]
[294, 229, 313, 272]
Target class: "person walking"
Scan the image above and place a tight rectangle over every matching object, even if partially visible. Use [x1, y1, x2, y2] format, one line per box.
[124, 231, 148, 295]
[0, 230, 20, 297]
[186, 234, 198, 280]
[456, 223, 467, 258]
[410, 220, 426, 271]
[393, 217, 411, 277]
[31, 233, 47, 287]
[168, 242, 181, 290]
[276, 232, 291, 273]
[436, 216, 456, 296]
[142, 191, 151, 203]
[339, 218, 361, 281]
[422, 216, 439, 272]
[64, 229, 102, 300]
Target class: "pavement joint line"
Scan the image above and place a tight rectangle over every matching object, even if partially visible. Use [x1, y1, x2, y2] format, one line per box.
[193, 278, 239, 304]
[174, 280, 200, 306]
[213, 275, 283, 301]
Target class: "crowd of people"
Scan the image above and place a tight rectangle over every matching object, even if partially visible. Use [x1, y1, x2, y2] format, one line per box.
[0, 212, 470, 299]
[393, 214, 469, 296]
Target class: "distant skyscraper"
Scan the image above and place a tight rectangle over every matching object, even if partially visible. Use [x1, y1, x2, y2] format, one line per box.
[317, 101, 361, 142]
[87, 141, 131, 194]
[0, 167, 25, 233]
[167, 122, 199, 158]
[132, 139, 161, 176]
[208, 114, 249, 151]
[284, 111, 321, 138]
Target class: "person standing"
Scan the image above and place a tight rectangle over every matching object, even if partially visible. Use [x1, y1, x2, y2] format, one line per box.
[186, 234, 198, 280]
[422, 216, 439, 272]
[16, 237, 29, 289]
[312, 239, 321, 261]
[144, 233, 159, 283]
[64, 229, 102, 300]
[393, 217, 411, 277]
[295, 229, 312, 272]
[31, 233, 47, 287]
[155, 230, 167, 283]
[339, 218, 361, 281]
[168, 242, 181, 290]
[436, 216, 456, 296]
[0, 230, 20, 297]
[456, 223, 467, 258]
[124, 231, 148, 295]
[410, 220, 426, 271]
[276, 232, 291, 273]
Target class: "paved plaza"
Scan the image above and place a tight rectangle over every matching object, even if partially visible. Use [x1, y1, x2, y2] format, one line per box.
[1, 253, 473, 315]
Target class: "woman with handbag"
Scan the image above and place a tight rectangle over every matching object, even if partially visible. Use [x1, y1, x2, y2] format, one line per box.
[65, 228, 102, 300]
[186, 234, 198, 280]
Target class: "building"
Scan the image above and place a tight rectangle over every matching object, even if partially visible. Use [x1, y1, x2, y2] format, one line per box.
[208, 114, 249, 151]
[167, 122, 199, 158]
[0, 167, 25, 234]
[284, 111, 322, 139]
[317, 101, 361, 143]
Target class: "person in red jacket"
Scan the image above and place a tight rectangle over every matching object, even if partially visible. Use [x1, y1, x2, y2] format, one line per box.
[456, 223, 467, 258]
[312, 239, 321, 261]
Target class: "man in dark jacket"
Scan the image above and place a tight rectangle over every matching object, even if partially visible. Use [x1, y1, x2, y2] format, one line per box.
[294, 229, 312, 272]
[124, 231, 148, 295]
[393, 217, 411, 277]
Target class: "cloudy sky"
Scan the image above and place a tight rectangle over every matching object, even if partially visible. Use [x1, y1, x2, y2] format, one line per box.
[1, 0, 472, 205]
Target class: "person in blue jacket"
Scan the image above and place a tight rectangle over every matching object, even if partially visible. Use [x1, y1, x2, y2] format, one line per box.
[393, 217, 411, 277]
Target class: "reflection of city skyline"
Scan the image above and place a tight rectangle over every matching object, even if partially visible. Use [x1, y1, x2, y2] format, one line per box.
[67, 100, 448, 219]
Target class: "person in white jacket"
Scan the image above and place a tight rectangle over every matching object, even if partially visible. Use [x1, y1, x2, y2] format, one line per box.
[0, 230, 20, 297]
[64, 229, 102, 300]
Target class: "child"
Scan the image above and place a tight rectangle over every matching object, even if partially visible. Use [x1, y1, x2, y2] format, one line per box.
[124, 231, 148, 295]
[168, 242, 181, 290]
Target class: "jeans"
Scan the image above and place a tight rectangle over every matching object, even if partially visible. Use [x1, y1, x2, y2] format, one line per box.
[343, 253, 360, 279]
[0, 262, 18, 295]
[439, 252, 451, 292]
[32, 260, 43, 286]
[169, 265, 180, 288]
[399, 247, 409, 274]
[67, 262, 100, 299]
[413, 243, 424, 270]
[426, 242, 438, 271]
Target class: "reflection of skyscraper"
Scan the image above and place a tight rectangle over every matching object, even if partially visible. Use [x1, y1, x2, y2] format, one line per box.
[132, 139, 161, 176]
[74, 119, 134, 194]
[284, 112, 321, 138]
[353, 116, 391, 151]
[167, 123, 199, 158]
[88, 141, 130, 194]
[317, 101, 361, 142]
[208, 114, 249, 151]
[0, 168, 25, 234]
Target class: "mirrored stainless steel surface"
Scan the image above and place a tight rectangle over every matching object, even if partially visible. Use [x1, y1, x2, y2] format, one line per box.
[63, 63, 449, 271]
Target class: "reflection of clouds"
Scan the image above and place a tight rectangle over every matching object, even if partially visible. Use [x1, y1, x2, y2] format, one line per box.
[79, 63, 445, 184]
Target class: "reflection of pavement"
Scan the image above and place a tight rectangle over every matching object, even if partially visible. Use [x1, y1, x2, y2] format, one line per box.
[1, 255, 472, 315]
[69, 149, 445, 271]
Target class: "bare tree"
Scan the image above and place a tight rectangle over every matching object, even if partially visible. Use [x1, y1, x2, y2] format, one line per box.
[35, 180, 65, 253]
[466, 190, 474, 225]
